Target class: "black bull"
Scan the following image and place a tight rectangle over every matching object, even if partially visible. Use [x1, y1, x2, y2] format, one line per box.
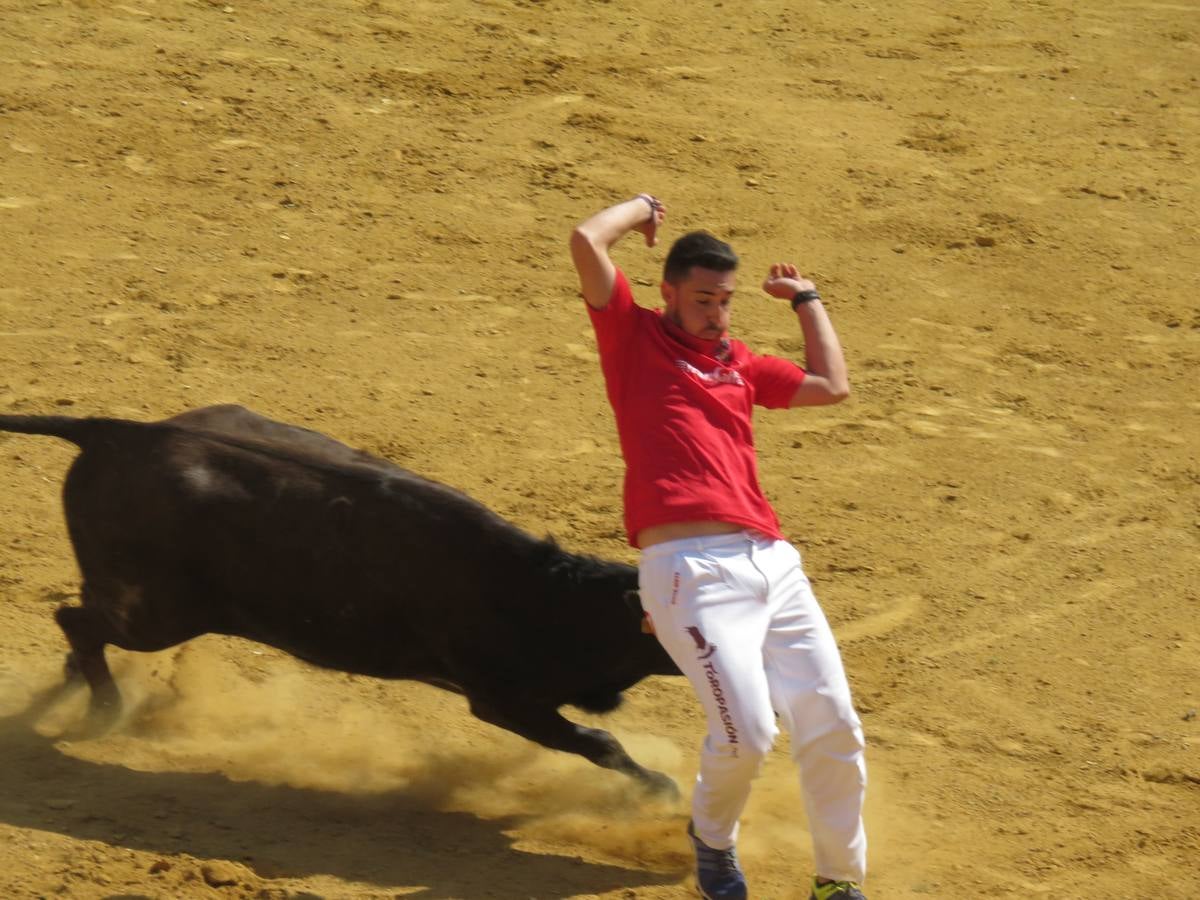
[0, 405, 681, 793]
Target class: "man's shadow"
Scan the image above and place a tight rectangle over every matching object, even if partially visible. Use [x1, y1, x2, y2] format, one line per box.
[0, 685, 682, 897]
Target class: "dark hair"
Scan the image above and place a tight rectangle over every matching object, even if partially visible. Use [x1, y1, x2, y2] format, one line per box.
[663, 231, 738, 284]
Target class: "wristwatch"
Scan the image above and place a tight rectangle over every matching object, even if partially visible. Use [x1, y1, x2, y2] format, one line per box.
[791, 289, 821, 310]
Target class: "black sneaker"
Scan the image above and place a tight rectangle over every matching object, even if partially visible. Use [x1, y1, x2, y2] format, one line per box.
[686, 819, 748, 900]
[810, 878, 867, 900]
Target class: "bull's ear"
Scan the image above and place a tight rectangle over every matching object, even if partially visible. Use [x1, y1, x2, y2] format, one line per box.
[622, 588, 642, 613]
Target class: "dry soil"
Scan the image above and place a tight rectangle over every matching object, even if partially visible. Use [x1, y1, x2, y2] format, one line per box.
[1, 1, 1197, 898]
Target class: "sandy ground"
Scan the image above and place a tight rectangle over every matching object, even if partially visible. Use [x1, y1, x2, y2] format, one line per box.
[1, 0, 1198, 897]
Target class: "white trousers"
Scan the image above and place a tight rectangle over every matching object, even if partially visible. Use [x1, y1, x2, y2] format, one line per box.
[639, 531, 867, 884]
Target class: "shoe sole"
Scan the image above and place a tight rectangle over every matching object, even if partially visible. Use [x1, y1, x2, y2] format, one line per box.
[695, 878, 747, 900]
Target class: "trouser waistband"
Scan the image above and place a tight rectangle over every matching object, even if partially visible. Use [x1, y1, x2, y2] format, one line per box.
[639, 529, 775, 561]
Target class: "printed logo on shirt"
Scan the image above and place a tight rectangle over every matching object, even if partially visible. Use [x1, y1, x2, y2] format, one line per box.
[670, 571, 681, 605]
[685, 625, 717, 660]
[675, 360, 745, 387]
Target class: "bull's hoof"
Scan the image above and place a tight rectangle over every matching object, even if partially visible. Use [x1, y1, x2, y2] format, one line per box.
[83, 691, 123, 733]
[55, 692, 123, 741]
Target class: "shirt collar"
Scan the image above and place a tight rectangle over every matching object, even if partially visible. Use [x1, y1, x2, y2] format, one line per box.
[660, 313, 733, 363]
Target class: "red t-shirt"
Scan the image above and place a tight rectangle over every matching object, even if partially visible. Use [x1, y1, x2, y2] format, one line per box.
[587, 268, 806, 547]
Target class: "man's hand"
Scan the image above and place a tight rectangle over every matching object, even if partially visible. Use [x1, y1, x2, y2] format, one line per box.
[632, 194, 666, 247]
[762, 262, 815, 299]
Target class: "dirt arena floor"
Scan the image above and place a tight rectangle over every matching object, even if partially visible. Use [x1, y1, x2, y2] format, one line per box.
[1, 0, 1197, 897]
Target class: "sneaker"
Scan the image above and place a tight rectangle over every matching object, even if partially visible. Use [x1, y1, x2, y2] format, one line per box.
[810, 878, 867, 900]
[686, 820, 748, 900]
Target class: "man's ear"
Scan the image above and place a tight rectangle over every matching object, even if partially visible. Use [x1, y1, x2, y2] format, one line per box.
[660, 280, 675, 306]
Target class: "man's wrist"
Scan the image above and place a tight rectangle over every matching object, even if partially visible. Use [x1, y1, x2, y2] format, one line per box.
[791, 289, 821, 311]
[634, 193, 662, 218]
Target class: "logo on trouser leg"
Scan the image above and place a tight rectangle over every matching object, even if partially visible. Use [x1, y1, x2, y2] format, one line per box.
[685, 625, 717, 659]
[684, 628, 738, 751]
[702, 660, 739, 751]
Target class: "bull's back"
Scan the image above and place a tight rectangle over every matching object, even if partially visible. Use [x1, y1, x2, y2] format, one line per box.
[166, 405, 398, 472]
[60, 417, 527, 681]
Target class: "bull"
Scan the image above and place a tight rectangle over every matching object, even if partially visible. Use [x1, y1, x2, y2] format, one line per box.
[0, 405, 680, 793]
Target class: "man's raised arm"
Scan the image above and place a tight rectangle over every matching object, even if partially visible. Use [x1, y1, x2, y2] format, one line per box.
[569, 194, 666, 310]
[762, 262, 851, 407]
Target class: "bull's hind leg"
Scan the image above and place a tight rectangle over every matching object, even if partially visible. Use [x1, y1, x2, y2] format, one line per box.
[58, 575, 210, 726]
[54, 604, 122, 718]
[470, 697, 679, 797]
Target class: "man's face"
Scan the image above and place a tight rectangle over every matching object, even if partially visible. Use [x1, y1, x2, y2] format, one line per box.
[661, 266, 736, 340]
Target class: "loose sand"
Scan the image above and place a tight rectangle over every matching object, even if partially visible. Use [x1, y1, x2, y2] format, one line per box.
[1, 0, 1197, 897]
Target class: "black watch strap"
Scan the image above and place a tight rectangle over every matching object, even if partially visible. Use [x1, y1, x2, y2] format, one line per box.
[791, 289, 821, 310]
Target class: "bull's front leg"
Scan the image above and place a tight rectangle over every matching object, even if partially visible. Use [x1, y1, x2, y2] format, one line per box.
[468, 697, 679, 798]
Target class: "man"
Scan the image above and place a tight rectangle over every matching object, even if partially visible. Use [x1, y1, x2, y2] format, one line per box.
[568, 193, 868, 900]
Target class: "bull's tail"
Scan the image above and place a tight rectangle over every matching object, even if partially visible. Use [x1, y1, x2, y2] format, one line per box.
[0, 414, 118, 447]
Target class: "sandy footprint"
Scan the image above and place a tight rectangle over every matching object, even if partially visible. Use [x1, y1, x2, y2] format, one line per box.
[479, 91, 585, 126]
[838, 594, 922, 643]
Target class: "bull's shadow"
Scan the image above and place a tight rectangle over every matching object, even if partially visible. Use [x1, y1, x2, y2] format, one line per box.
[0, 694, 682, 898]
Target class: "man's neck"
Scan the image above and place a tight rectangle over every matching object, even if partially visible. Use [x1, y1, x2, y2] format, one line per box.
[660, 315, 732, 362]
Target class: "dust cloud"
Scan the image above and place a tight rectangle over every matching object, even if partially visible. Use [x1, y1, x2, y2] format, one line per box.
[5, 636, 698, 871]
[0, 634, 904, 881]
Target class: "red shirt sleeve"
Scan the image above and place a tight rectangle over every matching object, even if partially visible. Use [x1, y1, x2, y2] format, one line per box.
[585, 267, 637, 361]
[743, 353, 807, 409]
